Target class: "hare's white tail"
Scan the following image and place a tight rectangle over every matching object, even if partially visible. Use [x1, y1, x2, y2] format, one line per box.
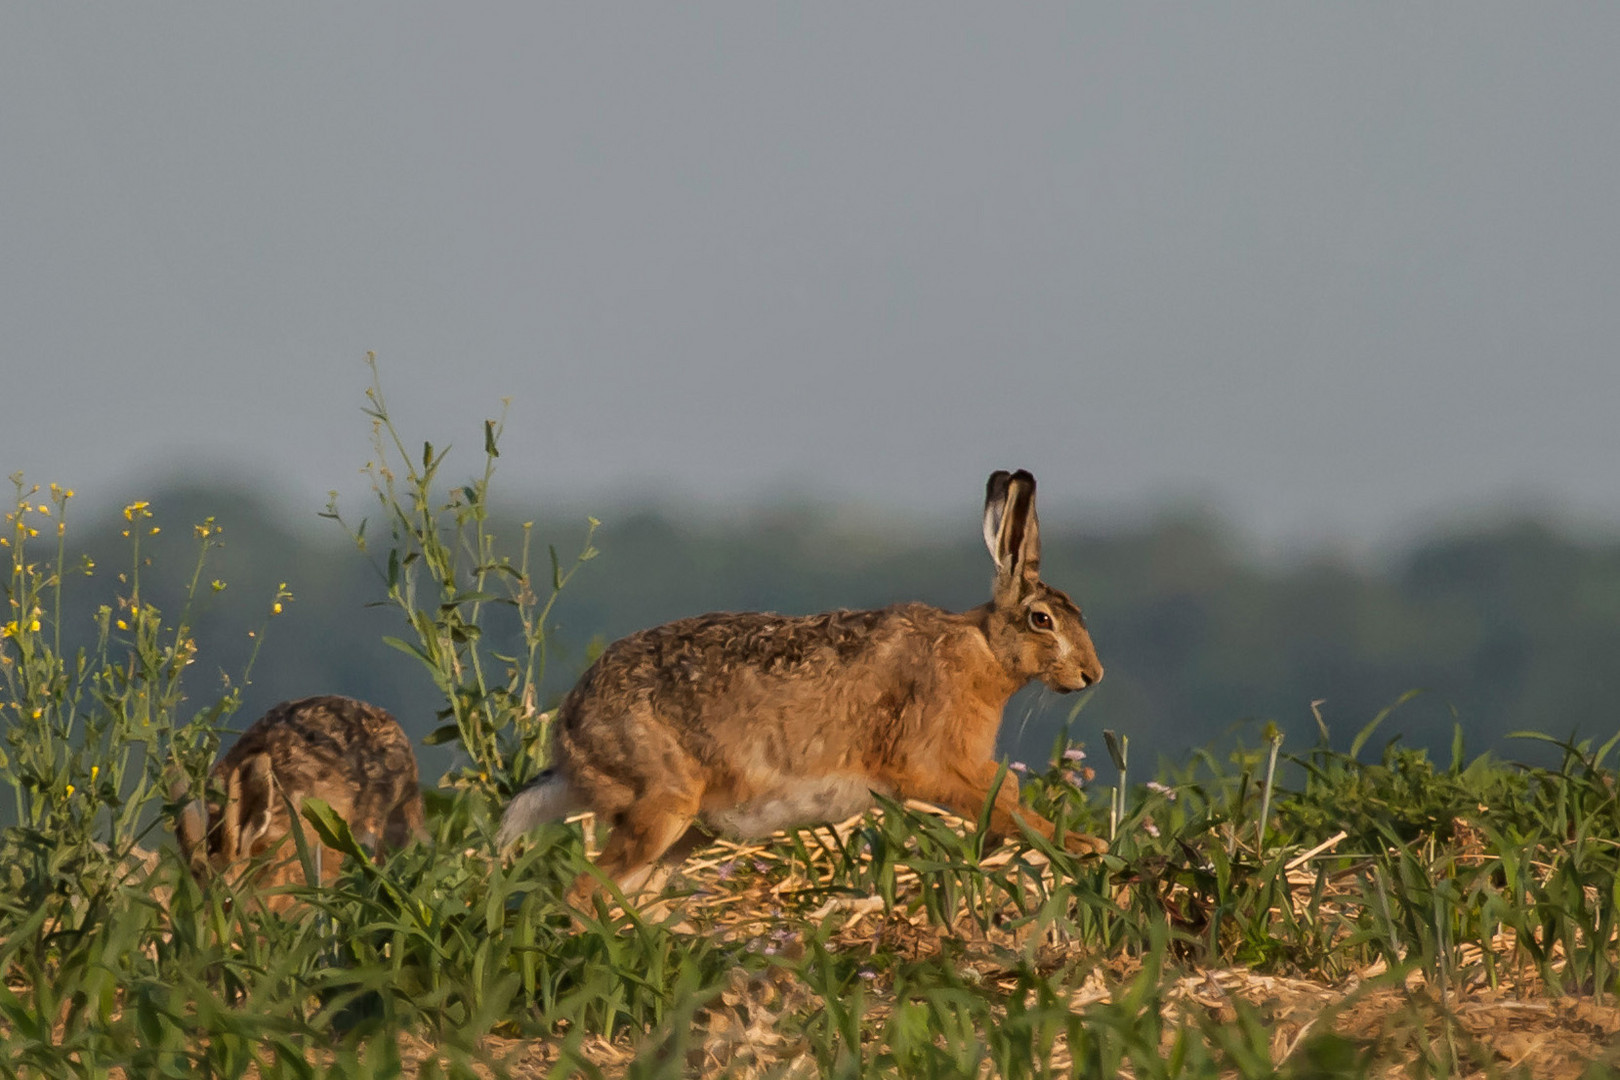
[496, 770, 581, 848]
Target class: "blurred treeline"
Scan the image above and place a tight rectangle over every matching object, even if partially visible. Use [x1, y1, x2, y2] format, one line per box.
[46, 484, 1620, 778]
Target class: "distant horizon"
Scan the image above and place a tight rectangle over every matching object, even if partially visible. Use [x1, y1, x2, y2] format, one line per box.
[10, 454, 1613, 774]
[22, 459, 1615, 571]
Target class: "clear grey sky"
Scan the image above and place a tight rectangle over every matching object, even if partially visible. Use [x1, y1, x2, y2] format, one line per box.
[2, 6, 1616, 547]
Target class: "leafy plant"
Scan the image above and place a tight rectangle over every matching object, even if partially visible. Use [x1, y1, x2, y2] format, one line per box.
[322, 354, 599, 803]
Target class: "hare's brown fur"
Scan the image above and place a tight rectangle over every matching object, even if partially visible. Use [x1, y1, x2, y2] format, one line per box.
[500, 470, 1106, 906]
[175, 695, 426, 908]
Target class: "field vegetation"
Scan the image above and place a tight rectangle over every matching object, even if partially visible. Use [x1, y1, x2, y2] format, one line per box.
[2, 373, 1618, 1077]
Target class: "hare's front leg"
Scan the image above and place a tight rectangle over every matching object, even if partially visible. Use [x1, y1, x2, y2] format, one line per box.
[917, 759, 1108, 857]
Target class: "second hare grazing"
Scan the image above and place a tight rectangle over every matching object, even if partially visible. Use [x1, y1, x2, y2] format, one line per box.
[499, 470, 1106, 904]
[175, 695, 426, 908]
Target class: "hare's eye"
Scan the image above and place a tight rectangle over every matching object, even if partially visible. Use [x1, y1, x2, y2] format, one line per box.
[1028, 609, 1054, 631]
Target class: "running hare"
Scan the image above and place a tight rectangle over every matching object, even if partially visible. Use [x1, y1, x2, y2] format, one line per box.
[499, 470, 1107, 906]
[175, 695, 426, 907]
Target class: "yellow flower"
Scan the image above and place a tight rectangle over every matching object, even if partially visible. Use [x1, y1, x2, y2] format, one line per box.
[27, 618, 39, 632]
[122, 500, 151, 521]
[149, 526, 160, 536]
[116, 620, 128, 631]
[65, 784, 75, 797]
[271, 602, 283, 615]
[211, 580, 226, 592]
[37, 505, 49, 516]
[90, 765, 99, 782]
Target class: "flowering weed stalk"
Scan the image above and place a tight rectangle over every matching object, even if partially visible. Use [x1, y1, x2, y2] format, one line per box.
[0, 477, 278, 939]
[322, 355, 598, 803]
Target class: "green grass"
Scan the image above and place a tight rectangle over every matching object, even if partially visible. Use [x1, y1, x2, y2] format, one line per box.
[8, 730, 1612, 1079]
[4, 373, 1619, 1078]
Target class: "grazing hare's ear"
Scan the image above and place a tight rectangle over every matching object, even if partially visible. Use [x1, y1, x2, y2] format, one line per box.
[991, 470, 1041, 589]
[177, 802, 209, 872]
[983, 470, 1013, 564]
[233, 754, 277, 857]
[167, 764, 207, 870]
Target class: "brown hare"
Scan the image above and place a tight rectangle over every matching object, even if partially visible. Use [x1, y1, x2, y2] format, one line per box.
[495, 469, 1101, 906]
[498, 469, 1107, 906]
[174, 695, 426, 908]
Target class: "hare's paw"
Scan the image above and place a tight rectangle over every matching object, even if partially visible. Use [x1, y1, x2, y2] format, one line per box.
[1062, 831, 1108, 857]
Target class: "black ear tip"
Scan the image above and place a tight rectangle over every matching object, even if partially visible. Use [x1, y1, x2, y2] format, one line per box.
[1010, 469, 1036, 486]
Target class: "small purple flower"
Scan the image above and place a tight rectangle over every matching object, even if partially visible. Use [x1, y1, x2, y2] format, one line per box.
[1146, 781, 1178, 802]
[858, 967, 878, 981]
[1062, 747, 1088, 762]
[1009, 761, 1030, 775]
[1062, 770, 1083, 787]
[753, 859, 771, 874]
[716, 859, 737, 881]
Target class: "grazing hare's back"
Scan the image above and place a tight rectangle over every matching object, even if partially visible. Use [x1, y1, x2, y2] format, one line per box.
[228, 696, 424, 850]
[177, 695, 425, 900]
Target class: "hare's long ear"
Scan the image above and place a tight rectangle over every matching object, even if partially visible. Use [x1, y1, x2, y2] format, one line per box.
[229, 754, 276, 858]
[994, 470, 1041, 589]
[176, 801, 207, 866]
[983, 471, 1013, 565]
[220, 762, 243, 860]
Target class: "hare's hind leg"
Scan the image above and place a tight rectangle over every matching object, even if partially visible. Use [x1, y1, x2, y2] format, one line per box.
[560, 704, 713, 912]
[567, 795, 701, 911]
